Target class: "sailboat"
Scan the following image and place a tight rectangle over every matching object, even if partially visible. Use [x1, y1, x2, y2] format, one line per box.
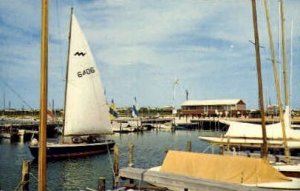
[29, 10, 115, 159]
[111, 100, 141, 133]
[199, 106, 300, 155]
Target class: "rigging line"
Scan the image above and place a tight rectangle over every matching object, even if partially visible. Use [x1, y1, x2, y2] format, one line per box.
[55, 0, 65, 90]
[0, 79, 33, 110]
[105, 141, 116, 178]
[13, 179, 23, 191]
[29, 172, 55, 191]
[202, 144, 213, 153]
[29, 172, 39, 182]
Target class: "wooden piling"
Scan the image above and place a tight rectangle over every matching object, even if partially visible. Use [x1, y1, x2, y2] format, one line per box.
[97, 177, 105, 191]
[128, 142, 134, 167]
[21, 160, 30, 191]
[113, 144, 119, 188]
[128, 143, 135, 184]
[186, 141, 192, 152]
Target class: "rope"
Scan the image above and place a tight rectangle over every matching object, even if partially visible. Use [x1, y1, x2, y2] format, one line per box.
[28, 173, 55, 191]
[13, 180, 23, 191]
[202, 145, 212, 153]
[105, 140, 116, 180]
[29, 173, 39, 182]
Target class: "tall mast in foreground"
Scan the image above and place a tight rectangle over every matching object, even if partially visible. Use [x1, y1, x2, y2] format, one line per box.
[263, 0, 290, 163]
[39, 0, 48, 190]
[251, 0, 268, 160]
[280, 0, 289, 107]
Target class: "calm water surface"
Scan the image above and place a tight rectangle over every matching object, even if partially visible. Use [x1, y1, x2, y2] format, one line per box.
[0, 130, 218, 190]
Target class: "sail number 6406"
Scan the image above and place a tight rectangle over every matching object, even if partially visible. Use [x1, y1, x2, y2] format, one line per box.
[77, 67, 95, 78]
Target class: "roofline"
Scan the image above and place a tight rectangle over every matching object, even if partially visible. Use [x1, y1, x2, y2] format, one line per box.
[181, 99, 246, 106]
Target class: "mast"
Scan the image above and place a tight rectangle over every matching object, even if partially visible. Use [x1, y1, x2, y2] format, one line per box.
[52, 98, 55, 118]
[278, 1, 282, 94]
[251, 0, 268, 160]
[62, 8, 74, 137]
[2, 92, 5, 116]
[263, 0, 290, 163]
[172, 78, 179, 115]
[39, 0, 48, 190]
[290, 20, 293, 109]
[280, 0, 289, 107]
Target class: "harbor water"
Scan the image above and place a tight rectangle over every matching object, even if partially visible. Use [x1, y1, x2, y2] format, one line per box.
[0, 130, 219, 190]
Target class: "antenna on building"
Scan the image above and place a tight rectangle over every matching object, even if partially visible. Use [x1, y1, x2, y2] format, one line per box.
[185, 89, 189, 101]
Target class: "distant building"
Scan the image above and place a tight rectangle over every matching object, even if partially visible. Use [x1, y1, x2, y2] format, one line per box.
[180, 99, 246, 117]
[266, 105, 279, 116]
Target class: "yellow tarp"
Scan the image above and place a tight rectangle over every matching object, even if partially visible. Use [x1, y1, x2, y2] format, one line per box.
[160, 150, 290, 184]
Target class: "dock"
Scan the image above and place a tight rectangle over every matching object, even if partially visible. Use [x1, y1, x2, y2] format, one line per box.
[190, 117, 300, 125]
[119, 167, 278, 191]
[0, 122, 61, 142]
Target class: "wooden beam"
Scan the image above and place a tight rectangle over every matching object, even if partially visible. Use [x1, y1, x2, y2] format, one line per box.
[21, 160, 30, 191]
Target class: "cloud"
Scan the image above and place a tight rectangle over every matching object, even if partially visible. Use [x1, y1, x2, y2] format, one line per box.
[0, 0, 299, 109]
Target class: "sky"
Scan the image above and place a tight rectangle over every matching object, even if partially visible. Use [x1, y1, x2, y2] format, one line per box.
[0, 0, 299, 110]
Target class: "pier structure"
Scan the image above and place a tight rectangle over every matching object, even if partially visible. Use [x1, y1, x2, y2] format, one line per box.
[141, 117, 175, 130]
[0, 122, 60, 142]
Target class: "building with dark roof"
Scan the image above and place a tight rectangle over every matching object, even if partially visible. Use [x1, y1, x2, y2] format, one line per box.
[180, 99, 246, 117]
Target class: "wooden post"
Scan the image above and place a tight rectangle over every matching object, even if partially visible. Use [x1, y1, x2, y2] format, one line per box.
[186, 141, 192, 152]
[113, 144, 119, 188]
[128, 142, 134, 167]
[128, 142, 134, 184]
[220, 135, 224, 154]
[39, 0, 48, 190]
[21, 160, 30, 191]
[97, 177, 105, 191]
[19, 129, 25, 143]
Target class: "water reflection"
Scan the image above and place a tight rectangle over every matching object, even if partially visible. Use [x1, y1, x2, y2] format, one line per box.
[0, 130, 218, 190]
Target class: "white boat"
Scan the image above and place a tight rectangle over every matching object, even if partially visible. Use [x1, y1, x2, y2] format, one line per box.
[112, 118, 141, 133]
[29, 10, 115, 159]
[111, 103, 142, 133]
[199, 107, 300, 177]
[272, 162, 300, 178]
[199, 106, 300, 154]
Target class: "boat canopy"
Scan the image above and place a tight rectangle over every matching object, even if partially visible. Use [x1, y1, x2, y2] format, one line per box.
[160, 150, 290, 184]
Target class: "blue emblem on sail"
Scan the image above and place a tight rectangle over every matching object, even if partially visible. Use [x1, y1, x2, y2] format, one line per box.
[109, 100, 119, 119]
[109, 107, 119, 118]
[131, 105, 139, 118]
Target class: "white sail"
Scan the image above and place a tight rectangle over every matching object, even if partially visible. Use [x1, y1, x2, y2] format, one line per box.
[64, 14, 112, 136]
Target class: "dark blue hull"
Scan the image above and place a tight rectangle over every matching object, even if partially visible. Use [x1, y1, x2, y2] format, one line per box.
[29, 140, 115, 159]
